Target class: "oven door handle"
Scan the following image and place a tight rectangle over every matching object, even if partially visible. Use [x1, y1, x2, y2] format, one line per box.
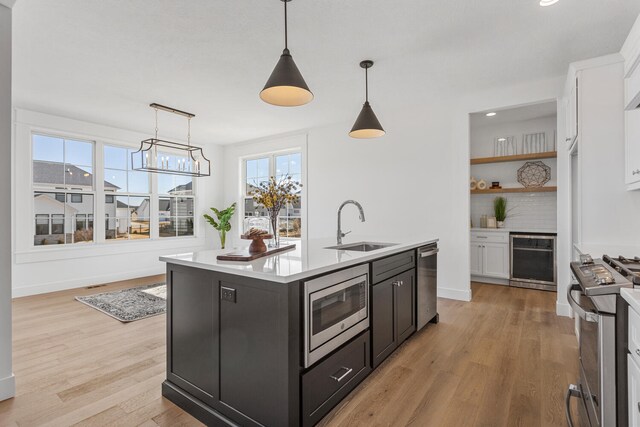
[567, 284, 599, 323]
[565, 384, 582, 427]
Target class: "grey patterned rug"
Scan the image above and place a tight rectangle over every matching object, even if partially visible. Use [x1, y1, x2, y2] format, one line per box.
[75, 283, 166, 323]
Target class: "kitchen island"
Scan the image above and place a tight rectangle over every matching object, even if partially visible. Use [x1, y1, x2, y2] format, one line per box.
[160, 237, 438, 427]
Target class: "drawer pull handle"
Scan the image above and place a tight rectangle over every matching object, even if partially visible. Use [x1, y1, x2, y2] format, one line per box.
[330, 367, 353, 383]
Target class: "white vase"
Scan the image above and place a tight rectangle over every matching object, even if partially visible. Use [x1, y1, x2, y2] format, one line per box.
[497, 221, 505, 228]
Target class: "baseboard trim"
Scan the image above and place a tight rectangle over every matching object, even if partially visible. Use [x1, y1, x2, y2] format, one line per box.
[12, 266, 166, 298]
[557, 302, 573, 318]
[439, 286, 472, 302]
[0, 374, 15, 401]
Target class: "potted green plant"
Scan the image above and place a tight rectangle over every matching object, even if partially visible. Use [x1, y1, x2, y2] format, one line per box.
[494, 196, 507, 228]
[204, 203, 236, 249]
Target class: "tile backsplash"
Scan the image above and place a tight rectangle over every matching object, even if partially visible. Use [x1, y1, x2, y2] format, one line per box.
[470, 193, 557, 230]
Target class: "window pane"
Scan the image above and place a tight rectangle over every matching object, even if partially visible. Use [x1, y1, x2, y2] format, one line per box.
[257, 158, 269, 178]
[171, 175, 192, 195]
[104, 169, 127, 192]
[289, 153, 302, 175]
[159, 215, 174, 237]
[246, 159, 259, 180]
[104, 145, 128, 170]
[64, 165, 93, 189]
[64, 139, 92, 168]
[65, 193, 93, 244]
[168, 197, 194, 217]
[34, 192, 63, 245]
[276, 155, 289, 177]
[128, 196, 150, 239]
[33, 134, 63, 163]
[128, 171, 150, 194]
[158, 173, 173, 195]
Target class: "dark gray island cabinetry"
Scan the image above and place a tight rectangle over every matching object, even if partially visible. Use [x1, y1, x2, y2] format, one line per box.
[160, 238, 438, 426]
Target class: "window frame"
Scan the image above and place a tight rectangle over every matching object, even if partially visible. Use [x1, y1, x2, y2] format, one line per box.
[242, 149, 304, 240]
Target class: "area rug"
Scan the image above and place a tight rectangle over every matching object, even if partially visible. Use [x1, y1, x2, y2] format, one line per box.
[75, 283, 166, 323]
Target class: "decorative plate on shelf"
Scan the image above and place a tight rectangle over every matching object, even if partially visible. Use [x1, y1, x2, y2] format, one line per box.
[517, 161, 551, 188]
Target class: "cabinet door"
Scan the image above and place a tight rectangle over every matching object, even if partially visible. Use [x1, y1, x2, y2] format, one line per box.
[482, 243, 510, 279]
[371, 278, 396, 368]
[629, 354, 640, 427]
[470, 243, 483, 276]
[395, 269, 416, 345]
[626, 109, 640, 185]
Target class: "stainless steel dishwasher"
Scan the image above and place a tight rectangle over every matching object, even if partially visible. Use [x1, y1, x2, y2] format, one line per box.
[417, 244, 439, 330]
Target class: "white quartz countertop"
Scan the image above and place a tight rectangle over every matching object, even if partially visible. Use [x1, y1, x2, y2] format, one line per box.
[470, 228, 557, 234]
[622, 288, 640, 314]
[160, 236, 438, 283]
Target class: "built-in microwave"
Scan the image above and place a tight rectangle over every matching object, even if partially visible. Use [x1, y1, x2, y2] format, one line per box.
[304, 264, 369, 368]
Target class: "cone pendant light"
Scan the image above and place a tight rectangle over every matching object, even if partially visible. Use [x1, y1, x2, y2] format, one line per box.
[349, 60, 385, 139]
[260, 0, 313, 107]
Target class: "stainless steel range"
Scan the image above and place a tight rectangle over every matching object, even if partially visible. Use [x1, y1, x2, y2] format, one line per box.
[566, 254, 634, 427]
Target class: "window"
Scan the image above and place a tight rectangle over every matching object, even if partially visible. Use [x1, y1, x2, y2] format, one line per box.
[243, 151, 303, 239]
[104, 145, 151, 241]
[32, 134, 94, 246]
[31, 133, 198, 247]
[158, 152, 195, 238]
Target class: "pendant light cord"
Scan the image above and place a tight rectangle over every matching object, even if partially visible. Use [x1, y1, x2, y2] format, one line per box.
[154, 107, 159, 139]
[284, 0, 288, 50]
[365, 67, 369, 103]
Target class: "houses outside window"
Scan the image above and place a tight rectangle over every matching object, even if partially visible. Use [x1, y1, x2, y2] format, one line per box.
[243, 151, 303, 239]
[32, 134, 95, 245]
[104, 145, 151, 240]
[158, 153, 195, 238]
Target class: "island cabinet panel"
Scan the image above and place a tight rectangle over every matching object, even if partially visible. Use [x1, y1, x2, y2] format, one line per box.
[165, 264, 301, 427]
[219, 278, 292, 427]
[371, 256, 416, 369]
[302, 331, 371, 427]
[395, 269, 416, 344]
[167, 266, 218, 405]
[371, 277, 397, 368]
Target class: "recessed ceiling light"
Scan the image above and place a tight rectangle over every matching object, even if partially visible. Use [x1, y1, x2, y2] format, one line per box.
[486, 112, 497, 117]
[540, 0, 559, 6]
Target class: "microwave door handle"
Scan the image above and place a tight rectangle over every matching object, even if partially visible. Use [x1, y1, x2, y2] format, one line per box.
[567, 284, 599, 323]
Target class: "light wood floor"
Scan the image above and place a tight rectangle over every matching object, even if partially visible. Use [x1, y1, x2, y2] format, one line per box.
[0, 279, 578, 427]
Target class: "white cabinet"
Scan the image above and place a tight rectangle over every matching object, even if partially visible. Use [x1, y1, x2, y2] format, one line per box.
[626, 109, 640, 186]
[470, 243, 483, 276]
[482, 243, 510, 278]
[470, 232, 509, 280]
[629, 355, 640, 427]
[623, 14, 640, 190]
[565, 75, 579, 145]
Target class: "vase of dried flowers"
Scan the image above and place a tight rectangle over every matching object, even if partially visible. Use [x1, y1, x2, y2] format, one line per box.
[251, 176, 302, 248]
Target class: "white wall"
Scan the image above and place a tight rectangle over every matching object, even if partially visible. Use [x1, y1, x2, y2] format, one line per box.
[470, 193, 557, 231]
[0, 3, 15, 402]
[12, 109, 224, 297]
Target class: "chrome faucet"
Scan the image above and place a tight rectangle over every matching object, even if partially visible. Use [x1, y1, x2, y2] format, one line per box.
[337, 200, 366, 245]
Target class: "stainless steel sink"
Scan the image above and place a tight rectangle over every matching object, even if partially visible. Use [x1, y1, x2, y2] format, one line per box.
[325, 241, 397, 252]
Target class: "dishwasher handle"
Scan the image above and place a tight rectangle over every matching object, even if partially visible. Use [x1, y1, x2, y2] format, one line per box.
[419, 248, 439, 258]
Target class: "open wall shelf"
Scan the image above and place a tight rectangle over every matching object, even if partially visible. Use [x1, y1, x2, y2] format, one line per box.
[471, 186, 557, 195]
[470, 151, 557, 165]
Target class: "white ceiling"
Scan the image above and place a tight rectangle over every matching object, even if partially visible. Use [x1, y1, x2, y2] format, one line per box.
[470, 101, 557, 128]
[12, 0, 640, 145]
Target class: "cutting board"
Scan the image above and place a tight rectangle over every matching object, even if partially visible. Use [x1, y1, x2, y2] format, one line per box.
[216, 244, 296, 262]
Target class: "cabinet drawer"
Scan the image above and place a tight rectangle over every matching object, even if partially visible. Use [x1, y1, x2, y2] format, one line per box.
[470, 231, 508, 244]
[629, 354, 640, 427]
[629, 307, 640, 365]
[302, 331, 371, 427]
[371, 251, 415, 284]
